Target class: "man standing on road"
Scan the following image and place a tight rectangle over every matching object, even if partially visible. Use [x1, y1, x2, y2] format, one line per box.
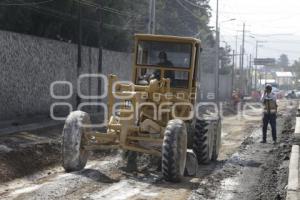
[261, 84, 278, 144]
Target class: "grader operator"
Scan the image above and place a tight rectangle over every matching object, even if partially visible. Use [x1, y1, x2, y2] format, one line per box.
[62, 34, 221, 182]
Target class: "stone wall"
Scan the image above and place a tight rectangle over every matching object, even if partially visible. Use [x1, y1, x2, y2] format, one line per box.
[0, 30, 132, 121]
[200, 72, 232, 101]
[0, 30, 232, 121]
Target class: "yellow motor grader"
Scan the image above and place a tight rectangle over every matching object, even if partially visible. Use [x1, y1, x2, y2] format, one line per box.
[62, 34, 221, 182]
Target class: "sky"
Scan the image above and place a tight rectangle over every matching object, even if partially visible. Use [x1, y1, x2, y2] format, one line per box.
[209, 0, 300, 64]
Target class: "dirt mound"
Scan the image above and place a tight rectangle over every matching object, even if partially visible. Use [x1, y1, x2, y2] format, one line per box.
[253, 115, 295, 200]
[189, 106, 296, 200]
[0, 142, 61, 183]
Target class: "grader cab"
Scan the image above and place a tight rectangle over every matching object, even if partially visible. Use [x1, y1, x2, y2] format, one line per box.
[62, 34, 221, 182]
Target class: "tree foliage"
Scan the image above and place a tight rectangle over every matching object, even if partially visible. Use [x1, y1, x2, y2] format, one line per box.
[219, 45, 232, 74]
[291, 58, 300, 80]
[277, 54, 289, 68]
[0, 0, 215, 52]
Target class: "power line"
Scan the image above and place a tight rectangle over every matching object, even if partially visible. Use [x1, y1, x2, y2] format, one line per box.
[174, 0, 202, 20]
[262, 40, 300, 44]
[80, 0, 128, 16]
[261, 46, 300, 54]
[76, 1, 146, 30]
[0, 0, 55, 6]
[219, 10, 300, 15]
[24, 5, 145, 32]
[181, 0, 202, 9]
[77, 0, 140, 18]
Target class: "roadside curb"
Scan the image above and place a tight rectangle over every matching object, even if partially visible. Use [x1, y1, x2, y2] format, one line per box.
[295, 105, 300, 141]
[0, 112, 103, 136]
[286, 145, 300, 200]
[288, 105, 300, 199]
[0, 120, 63, 136]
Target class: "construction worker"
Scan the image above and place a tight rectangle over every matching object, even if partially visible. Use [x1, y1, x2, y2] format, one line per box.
[151, 51, 174, 80]
[231, 90, 240, 112]
[157, 51, 173, 67]
[261, 84, 278, 144]
[139, 52, 174, 84]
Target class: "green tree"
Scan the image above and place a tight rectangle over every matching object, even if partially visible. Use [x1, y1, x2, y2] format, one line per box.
[292, 59, 300, 77]
[0, 0, 214, 52]
[219, 45, 232, 74]
[278, 54, 289, 68]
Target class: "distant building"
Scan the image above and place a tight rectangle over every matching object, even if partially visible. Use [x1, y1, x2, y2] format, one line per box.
[275, 71, 295, 89]
[260, 79, 276, 86]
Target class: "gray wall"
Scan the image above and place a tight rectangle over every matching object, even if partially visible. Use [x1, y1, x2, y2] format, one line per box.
[0, 30, 132, 121]
[0, 30, 232, 121]
[200, 72, 232, 101]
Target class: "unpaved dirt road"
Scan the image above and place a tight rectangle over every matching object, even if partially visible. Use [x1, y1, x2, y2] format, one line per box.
[0, 100, 297, 200]
[190, 100, 297, 200]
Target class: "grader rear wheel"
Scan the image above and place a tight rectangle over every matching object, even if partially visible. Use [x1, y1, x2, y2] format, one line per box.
[186, 122, 195, 149]
[193, 119, 214, 164]
[162, 119, 187, 182]
[62, 111, 90, 172]
[211, 119, 222, 161]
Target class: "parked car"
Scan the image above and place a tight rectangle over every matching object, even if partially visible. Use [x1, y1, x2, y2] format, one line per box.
[285, 90, 297, 99]
[272, 87, 284, 99]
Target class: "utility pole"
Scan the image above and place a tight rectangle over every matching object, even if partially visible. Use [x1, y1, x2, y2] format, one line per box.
[232, 50, 235, 71]
[255, 41, 258, 91]
[249, 54, 252, 93]
[152, 0, 156, 34]
[254, 40, 267, 90]
[148, 0, 151, 33]
[96, 4, 103, 106]
[260, 74, 262, 87]
[232, 51, 241, 92]
[235, 34, 238, 69]
[240, 23, 245, 94]
[239, 45, 242, 84]
[215, 0, 220, 106]
[148, 0, 156, 34]
[77, 0, 82, 107]
[235, 35, 238, 55]
[231, 50, 235, 95]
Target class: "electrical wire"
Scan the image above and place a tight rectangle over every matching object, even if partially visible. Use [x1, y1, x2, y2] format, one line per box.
[260, 46, 300, 54]
[174, 0, 202, 20]
[24, 5, 145, 32]
[77, 0, 139, 18]
[181, 0, 202, 9]
[0, 0, 55, 6]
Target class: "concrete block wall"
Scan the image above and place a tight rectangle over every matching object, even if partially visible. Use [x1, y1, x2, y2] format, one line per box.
[286, 105, 300, 199]
[0, 30, 132, 121]
[0, 29, 232, 122]
[200, 72, 232, 101]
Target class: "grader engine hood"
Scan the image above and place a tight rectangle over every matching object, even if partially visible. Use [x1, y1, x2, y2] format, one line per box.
[107, 74, 171, 129]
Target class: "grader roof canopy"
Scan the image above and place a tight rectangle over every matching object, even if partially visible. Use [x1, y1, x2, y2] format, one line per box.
[134, 34, 201, 45]
[136, 40, 192, 68]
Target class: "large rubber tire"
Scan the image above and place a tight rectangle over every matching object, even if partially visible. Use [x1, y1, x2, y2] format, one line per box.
[193, 119, 214, 164]
[186, 122, 195, 149]
[62, 111, 90, 172]
[211, 119, 222, 161]
[162, 119, 187, 182]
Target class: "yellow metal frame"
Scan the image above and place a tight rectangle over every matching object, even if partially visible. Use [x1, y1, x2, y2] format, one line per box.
[83, 34, 202, 156]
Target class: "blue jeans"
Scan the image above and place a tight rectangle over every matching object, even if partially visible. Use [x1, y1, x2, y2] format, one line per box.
[262, 113, 277, 141]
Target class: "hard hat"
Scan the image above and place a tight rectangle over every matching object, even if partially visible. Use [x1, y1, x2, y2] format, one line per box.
[265, 84, 272, 90]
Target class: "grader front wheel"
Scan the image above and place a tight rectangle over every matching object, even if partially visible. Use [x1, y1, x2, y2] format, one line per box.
[162, 119, 187, 182]
[62, 111, 90, 172]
